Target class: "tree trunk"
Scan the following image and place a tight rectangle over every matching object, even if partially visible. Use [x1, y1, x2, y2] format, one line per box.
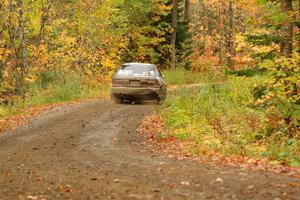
[171, 0, 178, 69]
[280, 0, 293, 58]
[17, 0, 27, 81]
[39, 0, 46, 40]
[184, 0, 191, 22]
[227, 0, 235, 69]
[218, 0, 226, 66]
[0, 2, 4, 84]
[39, 0, 51, 41]
[280, 0, 296, 121]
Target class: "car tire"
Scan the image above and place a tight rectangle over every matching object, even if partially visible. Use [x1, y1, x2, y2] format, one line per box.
[157, 96, 163, 105]
[112, 95, 123, 104]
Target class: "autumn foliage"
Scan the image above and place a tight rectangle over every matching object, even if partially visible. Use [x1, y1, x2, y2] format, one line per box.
[0, 0, 299, 168]
[0, 0, 172, 102]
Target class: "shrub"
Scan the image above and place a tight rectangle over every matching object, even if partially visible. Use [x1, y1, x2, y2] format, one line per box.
[225, 68, 266, 77]
[160, 73, 300, 166]
[163, 68, 223, 85]
[255, 53, 300, 134]
[0, 71, 109, 118]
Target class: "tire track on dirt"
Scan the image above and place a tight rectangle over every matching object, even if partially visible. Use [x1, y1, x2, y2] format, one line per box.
[0, 100, 299, 200]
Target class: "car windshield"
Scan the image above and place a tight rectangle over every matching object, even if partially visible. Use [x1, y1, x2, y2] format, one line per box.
[116, 64, 156, 77]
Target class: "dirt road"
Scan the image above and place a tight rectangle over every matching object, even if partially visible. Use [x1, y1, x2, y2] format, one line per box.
[0, 100, 299, 200]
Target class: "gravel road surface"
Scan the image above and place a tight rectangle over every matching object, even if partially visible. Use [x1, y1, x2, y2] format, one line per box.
[0, 100, 299, 200]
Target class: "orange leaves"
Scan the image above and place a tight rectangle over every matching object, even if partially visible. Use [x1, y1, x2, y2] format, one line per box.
[0, 96, 108, 133]
[190, 54, 220, 73]
[138, 114, 300, 178]
[139, 114, 165, 140]
[0, 104, 57, 132]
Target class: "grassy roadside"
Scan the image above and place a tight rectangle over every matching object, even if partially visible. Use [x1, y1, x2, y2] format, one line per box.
[162, 68, 221, 85]
[0, 72, 110, 132]
[157, 69, 300, 167]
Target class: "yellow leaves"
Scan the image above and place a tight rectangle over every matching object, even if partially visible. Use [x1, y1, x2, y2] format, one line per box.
[99, 48, 122, 73]
[24, 75, 37, 83]
[2, 69, 9, 80]
[116, 38, 128, 50]
[0, 48, 12, 61]
[200, 134, 222, 148]
[248, 28, 271, 36]
[94, 0, 122, 22]
[101, 57, 116, 71]
[252, 45, 278, 54]
[202, 0, 220, 9]
[56, 32, 76, 49]
[237, 0, 261, 16]
[28, 44, 49, 68]
[155, 3, 172, 14]
[235, 34, 247, 52]
[152, 16, 161, 22]
[0, 0, 171, 92]
[256, 53, 300, 131]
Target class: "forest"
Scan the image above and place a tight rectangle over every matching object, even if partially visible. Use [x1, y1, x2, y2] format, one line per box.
[0, 0, 299, 166]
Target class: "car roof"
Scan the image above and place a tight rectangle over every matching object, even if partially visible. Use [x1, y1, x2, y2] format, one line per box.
[123, 62, 154, 66]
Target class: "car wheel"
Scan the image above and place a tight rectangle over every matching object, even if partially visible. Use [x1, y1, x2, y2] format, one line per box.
[157, 96, 163, 105]
[112, 95, 123, 104]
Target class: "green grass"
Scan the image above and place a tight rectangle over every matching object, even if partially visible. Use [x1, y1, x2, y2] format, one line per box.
[160, 72, 300, 166]
[0, 72, 110, 119]
[163, 68, 220, 85]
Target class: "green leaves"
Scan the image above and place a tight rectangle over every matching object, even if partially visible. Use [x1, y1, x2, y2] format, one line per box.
[246, 34, 281, 46]
[122, 0, 172, 66]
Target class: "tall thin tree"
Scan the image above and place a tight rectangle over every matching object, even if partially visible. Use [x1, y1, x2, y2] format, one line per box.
[227, 0, 235, 68]
[39, 0, 52, 41]
[17, 0, 27, 81]
[280, 0, 293, 57]
[184, 0, 191, 22]
[171, 0, 178, 69]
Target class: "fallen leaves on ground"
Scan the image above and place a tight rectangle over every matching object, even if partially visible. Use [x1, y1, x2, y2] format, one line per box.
[138, 114, 300, 178]
[0, 96, 107, 133]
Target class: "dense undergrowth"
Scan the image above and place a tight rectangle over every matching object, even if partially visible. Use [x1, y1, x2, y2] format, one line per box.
[0, 71, 109, 119]
[163, 68, 225, 85]
[161, 69, 300, 167]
